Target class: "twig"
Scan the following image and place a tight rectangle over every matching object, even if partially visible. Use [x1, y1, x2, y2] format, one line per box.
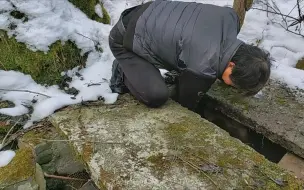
[44, 172, 88, 181]
[87, 82, 102, 87]
[0, 118, 21, 149]
[0, 89, 51, 98]
[0, 123, 46, 151]
[177, 156, 220, 189]
[75, 32, 96, 44]
[251, 7, 299, 20]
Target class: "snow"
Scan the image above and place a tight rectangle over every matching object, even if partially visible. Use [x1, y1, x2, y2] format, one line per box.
[0, 150, 15, 167]
[0, 0, 302, 131]
[95, 4, 103, 18]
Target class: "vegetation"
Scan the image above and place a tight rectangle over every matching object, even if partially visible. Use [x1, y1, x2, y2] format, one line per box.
[69, 0, 111, 24]
[296, 58, 304, 70]
[0, 31, 86, 85]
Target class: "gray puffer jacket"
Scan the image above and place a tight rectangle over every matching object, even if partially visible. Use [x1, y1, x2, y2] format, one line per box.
[129, 0, 244, 110]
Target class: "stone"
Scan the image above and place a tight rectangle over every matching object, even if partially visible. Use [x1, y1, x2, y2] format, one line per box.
[18, 124, 85, 176]
[0, 147, 45, 190]
[18, 123, 87, 189]
[279, 153, 304, 180]
[202, 80, 304, 159]
[52, 141, 85, 175]
[50, 94, 303, 189]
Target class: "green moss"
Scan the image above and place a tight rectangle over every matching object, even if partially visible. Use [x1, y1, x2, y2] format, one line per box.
[99, 4, 111, 24]
[296, 58, 304, 70]
[146, 153, 171, 179]
[69, 0, 98, 19]
[82, 142, 93, 163]
[0, 31, 86, 85]
[21, 124, 56, 146]
[68, 0, 111, 24]
[211, 81, 250, 111]
[0, 147, 35, 186]
[276, 97, 287, 105]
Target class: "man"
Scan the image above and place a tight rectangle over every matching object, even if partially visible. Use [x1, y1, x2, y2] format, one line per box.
[109, 0, 271, 111]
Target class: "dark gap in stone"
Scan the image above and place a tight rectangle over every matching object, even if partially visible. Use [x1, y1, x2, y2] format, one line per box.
[195, 96, 287, 164]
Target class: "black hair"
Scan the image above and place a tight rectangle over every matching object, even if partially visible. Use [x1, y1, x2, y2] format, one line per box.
[230, 43, 272, 95]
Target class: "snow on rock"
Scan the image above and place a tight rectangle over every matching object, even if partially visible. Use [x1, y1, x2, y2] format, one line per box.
[0, 150, 16, 167]
[0, 0, 303, 129]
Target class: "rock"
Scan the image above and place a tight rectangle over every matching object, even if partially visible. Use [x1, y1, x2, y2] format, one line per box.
[18, 124, 85, 175]
[18, 123, 87, 189]
[52, 141, 85, 175]
[203, 79, 304, 159]
[0, 146, 45, 190]
[35, 163, 46, 190]
[50, 94, 303, 189]
[279, 153, 304, 180]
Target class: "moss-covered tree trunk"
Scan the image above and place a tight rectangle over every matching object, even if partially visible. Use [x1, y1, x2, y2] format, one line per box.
[233, 0, 253, 28]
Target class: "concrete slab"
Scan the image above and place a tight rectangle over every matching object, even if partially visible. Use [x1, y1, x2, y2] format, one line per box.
[50, 94, 303, 189]
[202, 80, 304, 159]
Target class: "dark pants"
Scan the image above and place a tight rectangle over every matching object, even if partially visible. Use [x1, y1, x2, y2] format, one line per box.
[108, 13, 169, 108]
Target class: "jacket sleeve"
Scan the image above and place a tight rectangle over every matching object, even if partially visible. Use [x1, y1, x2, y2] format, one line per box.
[176, 68, 216, 111]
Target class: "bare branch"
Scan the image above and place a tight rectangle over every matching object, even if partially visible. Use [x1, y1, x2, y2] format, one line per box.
[0, 118, 21, 149]
[0, 123, 46, 151]
[251, 7, 299, 21]
[0, 89, 51, 98]
[44, 172, 88, 181]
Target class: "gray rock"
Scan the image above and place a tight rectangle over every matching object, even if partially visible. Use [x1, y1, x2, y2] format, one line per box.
[52, 141, 85, 175]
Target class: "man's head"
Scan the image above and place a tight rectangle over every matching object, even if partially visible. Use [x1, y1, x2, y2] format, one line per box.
[222, 43, 271, 95]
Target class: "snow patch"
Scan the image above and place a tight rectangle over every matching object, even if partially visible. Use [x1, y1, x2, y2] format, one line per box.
[0, 150, 16, 167]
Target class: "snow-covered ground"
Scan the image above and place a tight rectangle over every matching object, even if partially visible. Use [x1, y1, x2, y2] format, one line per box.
[0, 0, 303, 166]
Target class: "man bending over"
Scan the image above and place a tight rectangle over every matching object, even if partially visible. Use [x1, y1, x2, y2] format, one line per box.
[109, 0, 271, 111]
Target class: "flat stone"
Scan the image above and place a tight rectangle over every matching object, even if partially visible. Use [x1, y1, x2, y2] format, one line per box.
[279, 153, 304, 180]
[50, 94, 303, 189]
[203, 80, 304, 159]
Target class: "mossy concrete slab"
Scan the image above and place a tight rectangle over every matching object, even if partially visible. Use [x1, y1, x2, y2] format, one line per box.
[49, 94, 303, 189]
[202, 80, 304, 159]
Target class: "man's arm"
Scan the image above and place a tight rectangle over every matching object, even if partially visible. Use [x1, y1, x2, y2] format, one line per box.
[176, 68, 216, 111]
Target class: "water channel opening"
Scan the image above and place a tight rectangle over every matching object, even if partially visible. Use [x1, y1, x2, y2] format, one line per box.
[196, 97, 287, 164]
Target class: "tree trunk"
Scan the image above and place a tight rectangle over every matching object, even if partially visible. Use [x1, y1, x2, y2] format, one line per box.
[233, 0, 254, 28]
